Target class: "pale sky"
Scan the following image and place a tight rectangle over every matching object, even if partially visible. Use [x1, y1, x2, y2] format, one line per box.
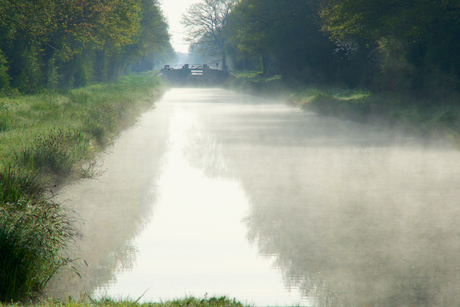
[160, 0, 201, 53]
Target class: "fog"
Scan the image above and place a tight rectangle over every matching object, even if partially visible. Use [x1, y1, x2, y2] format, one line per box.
[161, 0, 198, 53]
[49, 88, 460, 306]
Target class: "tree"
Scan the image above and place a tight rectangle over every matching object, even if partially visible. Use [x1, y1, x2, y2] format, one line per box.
[320, 0, 460, 92]
[181, 0, 234, 70]
[227, 0, 349, 83]
[123, 0, 173, 73]
[226, 0, 278, 75]
[0, 0, 173, 92]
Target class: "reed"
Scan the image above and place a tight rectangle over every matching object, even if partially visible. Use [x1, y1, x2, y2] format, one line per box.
[0, 296, 249, 307]
[14, 128, 90, 179]
[0, 198, 79, 302]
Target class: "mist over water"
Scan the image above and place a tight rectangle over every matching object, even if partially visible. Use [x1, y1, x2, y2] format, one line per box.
[49, 88, 460, 306]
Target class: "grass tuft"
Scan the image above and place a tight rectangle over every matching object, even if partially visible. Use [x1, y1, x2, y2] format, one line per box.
[15, 128, 89, 178]
[0, 296, 251, 307]
[85, 296, 247, 307]
[0, 167, 45, 204]
[0, 199, 79, 302]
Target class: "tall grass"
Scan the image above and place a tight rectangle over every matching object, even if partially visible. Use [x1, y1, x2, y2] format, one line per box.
[0, 296, 249, 307]
[14, 129, 89, 179]
[85, 296, 246, 307]
[0, 199, 79, 302]
[0, 73, 166, 302]
[0, 167, 44, 204]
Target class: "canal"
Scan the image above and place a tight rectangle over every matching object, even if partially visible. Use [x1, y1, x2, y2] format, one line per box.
[49, 88, 460, 306]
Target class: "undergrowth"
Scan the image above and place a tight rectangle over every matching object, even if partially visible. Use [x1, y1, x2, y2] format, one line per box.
[0, 73, 166, 302]
[225, 72, 287, 99]
[227, 72, 460, 141]
[290, 86, 460, 138]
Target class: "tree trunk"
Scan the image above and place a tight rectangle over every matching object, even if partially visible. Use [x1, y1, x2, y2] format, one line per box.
[222, 52, 228, 71]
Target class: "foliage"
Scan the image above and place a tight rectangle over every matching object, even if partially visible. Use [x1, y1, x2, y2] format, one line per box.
[224, 0, 460, 94]
[181, 0, 235, 69]
[0, 0, 172, 93]
[320, 0, 460, 92]
[0, 50, 10, 91]
[123, 0, 174, 73]
[226, 0, 357, 84]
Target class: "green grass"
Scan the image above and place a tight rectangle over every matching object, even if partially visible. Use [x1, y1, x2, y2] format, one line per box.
[288, 86, 375, 123]
[0, 296, 250, 307]
[227, 71, 460, 141]
[224, 72, 286, 99]
[232, 71, 263, 79]
[0, 199, 79, 302]
[290, 86, 460, 138]
[0, 72, 167, 302]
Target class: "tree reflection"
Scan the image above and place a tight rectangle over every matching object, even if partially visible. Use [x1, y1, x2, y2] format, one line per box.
[194, 96, 460, 306]
[244, 180, 460, 306]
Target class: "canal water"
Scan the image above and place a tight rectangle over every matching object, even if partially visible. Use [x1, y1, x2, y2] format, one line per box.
[49, 88, 460, 306]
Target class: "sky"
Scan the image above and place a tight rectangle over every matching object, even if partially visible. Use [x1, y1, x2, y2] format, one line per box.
[160, 0, 200, 54]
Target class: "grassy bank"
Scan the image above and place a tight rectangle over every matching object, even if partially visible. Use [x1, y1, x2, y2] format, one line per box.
[226, 72, 460, 142]
[0, 296, 248, 307]
[225, 72, 289, 100]
[0, 73, 166, 302]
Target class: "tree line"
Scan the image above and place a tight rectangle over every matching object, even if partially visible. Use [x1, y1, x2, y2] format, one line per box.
[183, 0, 460, 95]
[0, 0, 173, 94]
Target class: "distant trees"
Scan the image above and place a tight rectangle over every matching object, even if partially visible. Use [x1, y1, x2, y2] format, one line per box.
[226, 0, 361, 84]
[320, 0, 460, 93]
[0, 0, 172, 93]
[181, 0, 234, 70]
[222, 0, 460, 94]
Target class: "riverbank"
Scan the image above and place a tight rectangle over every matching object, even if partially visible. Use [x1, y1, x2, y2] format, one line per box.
[0, 73, 167, 302]
[225, 72, 460, 144]
[0, 296, 248, 307]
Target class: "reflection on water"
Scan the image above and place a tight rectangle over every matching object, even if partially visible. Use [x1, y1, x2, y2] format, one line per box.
[201, 99, 460, 306]
[95, 108, 307, 305]
[47, 106, 171, 299]
[242, 147, 460, 306]
[49, 88, 460, 306]
[49, 90, 310, 306]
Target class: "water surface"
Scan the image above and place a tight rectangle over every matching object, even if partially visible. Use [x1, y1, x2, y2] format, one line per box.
[50, 88, 460, 306]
